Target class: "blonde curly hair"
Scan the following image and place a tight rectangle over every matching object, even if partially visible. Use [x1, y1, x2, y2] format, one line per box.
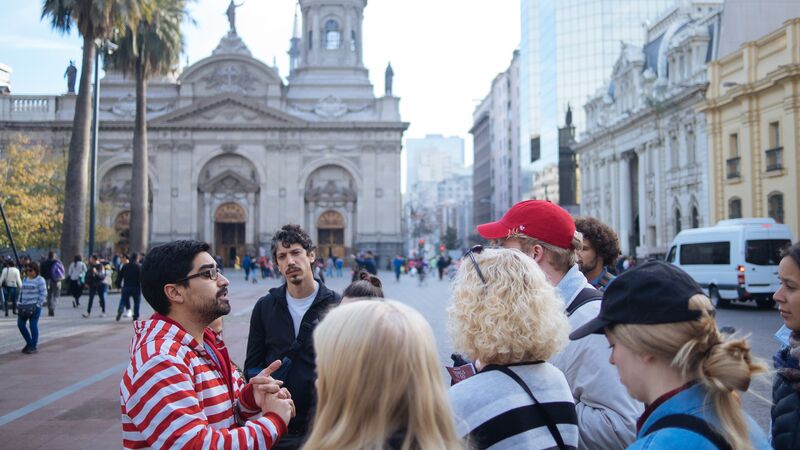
[448, 247, 569, 365]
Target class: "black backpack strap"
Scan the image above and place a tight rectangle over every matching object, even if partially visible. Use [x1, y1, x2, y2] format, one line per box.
[643, 414, 732, 450]
[566, 287, 603, 317]
[487, 365, 569, 450]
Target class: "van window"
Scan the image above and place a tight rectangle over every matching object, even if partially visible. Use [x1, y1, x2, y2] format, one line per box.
[745, 239, 791, 266]
[680, 242, 730, 265]
[666, 246, 677, 263]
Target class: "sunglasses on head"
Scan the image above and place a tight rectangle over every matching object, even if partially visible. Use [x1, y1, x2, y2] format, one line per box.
[463, 245, 487, 284]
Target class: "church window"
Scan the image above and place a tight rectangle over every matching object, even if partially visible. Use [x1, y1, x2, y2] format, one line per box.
[691, 205, 699, 228]
[674, 208, 682, 235]
[728, 197, 742, 219]
[323, 20, 341, 50]
[768, 192, 784, 224]
[308, 30, 313, 50]
[351, 30, 356, 51]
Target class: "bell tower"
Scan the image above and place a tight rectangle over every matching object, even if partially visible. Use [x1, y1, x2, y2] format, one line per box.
[286, 0, 375, 108]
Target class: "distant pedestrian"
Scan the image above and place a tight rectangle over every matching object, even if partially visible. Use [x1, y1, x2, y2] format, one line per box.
[575, 216, 620, 292]
[258, 255, 268, 279]
[570, 261, 770, 450]
[115, 253, 142, 321]
[392, 254, 404, 281]
[44, 252, 66, 316]
[243, 254, 253, 281]
[771, 241, 800, 449]
[18, 262, 46, 354]
[335, 256, 343, 277]
[448, 247, 578, 449]
[67, 255, 87, 308]
[325, 256, 334, 278]
[437, 254, 449, 280]
[1, 260, 22, 316]
[82, 254, 107, 318]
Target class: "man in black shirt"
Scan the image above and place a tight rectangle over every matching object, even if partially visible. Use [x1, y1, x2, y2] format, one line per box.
[115, 253, 142, 321]
[82, 255, 107, 318]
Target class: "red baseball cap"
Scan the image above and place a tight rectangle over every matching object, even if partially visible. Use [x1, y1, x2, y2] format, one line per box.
[476, 200, 576, 249]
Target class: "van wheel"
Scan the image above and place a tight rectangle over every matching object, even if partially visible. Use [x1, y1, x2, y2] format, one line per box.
[709, 287, 729, 309]
[756, 298, 775, 310]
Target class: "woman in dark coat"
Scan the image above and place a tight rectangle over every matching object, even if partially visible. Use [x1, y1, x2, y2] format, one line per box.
[772, 241, 800, 449]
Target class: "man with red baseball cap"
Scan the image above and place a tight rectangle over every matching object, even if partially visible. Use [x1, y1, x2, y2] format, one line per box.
[477, 200, 642, 449]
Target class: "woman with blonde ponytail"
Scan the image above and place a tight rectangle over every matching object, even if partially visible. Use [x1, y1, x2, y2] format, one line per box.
[570, 260, 769, 450]
[301, 300, 466, 450]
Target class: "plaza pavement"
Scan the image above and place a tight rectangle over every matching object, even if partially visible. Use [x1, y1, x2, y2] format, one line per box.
[0, 269, 785, 448]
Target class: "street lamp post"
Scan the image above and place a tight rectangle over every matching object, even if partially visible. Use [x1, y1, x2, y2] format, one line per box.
[88, 40, 117, 257]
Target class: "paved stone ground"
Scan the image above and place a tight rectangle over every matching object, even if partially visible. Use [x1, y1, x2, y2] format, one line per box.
[0, 269, 784, 448]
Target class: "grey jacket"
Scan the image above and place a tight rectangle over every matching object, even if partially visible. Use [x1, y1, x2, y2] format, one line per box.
[551, 265, 643, 449]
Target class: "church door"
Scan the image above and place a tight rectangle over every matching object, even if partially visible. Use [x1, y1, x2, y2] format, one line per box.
[317, 210, 345, 261]
[214, 203, 246, 267]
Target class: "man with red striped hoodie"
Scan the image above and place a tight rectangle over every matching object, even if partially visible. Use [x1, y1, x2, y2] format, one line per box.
[120, 240, 294, 449]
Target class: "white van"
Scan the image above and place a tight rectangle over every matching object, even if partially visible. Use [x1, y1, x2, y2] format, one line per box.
[666, 218, 793, 309]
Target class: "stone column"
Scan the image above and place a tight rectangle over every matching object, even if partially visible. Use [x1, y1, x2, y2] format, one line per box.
[652, 139, 664, 247]
[637, 146, 647, 255]
[204, 193, 213, 244]
[619, 154, 632, 257]
[246, 193, 255, 247]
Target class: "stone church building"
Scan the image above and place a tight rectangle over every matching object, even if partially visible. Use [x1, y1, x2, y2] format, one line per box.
[1, 0, 407, 265]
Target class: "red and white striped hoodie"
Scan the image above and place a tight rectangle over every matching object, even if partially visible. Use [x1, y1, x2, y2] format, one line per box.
[120, 316, 286, 449]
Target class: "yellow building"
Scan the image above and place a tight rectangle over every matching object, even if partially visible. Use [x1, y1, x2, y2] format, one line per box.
[701, 18, 800, 236]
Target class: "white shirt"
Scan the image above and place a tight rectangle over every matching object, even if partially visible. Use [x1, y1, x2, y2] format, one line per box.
[286, 282, 319, 337]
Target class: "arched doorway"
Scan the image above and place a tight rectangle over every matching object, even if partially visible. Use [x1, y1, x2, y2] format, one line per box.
[114, 210, 130, 255]
[317, 210, 345, 261]
[215, 202, 246, 267]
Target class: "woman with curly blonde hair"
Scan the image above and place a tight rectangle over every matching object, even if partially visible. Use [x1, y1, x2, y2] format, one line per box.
[570, 260, 769, 450]
[301, 300, 466, 450]
[448, 246, 578, 450]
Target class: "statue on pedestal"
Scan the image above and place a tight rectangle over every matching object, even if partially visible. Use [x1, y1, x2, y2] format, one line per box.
[384, 62, 394, 96]
[64, 60, 77, 94]
[226, 1, 245, 34]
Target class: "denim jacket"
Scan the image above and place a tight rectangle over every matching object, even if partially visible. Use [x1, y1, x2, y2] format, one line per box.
[630, 384, 770, 449]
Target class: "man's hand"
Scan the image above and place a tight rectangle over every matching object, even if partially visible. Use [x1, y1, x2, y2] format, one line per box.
[250, 360, 284, 408]
[263, 387, 295, 426]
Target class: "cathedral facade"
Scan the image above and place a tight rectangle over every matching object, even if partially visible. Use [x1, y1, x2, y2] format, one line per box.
[0, 0, 406, 265]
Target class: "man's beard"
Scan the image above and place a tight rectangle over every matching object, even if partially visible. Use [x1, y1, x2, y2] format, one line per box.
[579, 258, 598, 275]
[197, 288, 231, 324]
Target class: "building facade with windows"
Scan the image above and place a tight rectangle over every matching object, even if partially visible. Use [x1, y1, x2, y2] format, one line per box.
[577, 1, 723, 258]
[700, 18, 800, 236]
[0, 0, 406, 264]
[519, 0, 676, 201]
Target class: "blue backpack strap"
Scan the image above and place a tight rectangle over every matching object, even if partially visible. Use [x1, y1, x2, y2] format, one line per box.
[643, 414, 732, 450]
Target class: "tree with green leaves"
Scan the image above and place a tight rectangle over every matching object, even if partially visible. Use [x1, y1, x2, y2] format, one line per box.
[108, 0, 189, 253]
[441, 226, 459, 250]
[42, 0, 148, 263]
[0, 135, 66, 251]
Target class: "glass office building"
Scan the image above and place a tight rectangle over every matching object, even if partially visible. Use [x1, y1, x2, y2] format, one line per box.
[519, 0, 676, 189]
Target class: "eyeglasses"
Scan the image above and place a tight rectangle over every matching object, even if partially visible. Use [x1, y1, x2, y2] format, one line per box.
[463, 245, 487, 284]
[173, 267, 221, 284]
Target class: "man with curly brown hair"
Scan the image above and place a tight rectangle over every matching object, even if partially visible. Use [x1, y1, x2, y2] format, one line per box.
[575, 216, 620, 292]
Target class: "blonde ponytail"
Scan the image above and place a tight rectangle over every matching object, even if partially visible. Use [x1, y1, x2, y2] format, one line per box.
[611, 294, 767, 450]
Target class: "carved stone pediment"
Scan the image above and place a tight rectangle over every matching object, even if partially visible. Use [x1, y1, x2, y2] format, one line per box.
[152, 96, 305, 128]
[198, 169, 259, 194]
[304, 179, 357, 204]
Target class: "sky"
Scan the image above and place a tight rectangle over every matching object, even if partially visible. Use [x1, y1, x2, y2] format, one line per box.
[0, 0, 520, 189]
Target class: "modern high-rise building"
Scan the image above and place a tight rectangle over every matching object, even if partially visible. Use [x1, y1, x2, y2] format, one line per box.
[405, 134, 465, 191]
[519, 0, 676, 200]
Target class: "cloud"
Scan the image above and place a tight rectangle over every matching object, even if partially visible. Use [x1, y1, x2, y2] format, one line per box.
[0, 35, 79, 52]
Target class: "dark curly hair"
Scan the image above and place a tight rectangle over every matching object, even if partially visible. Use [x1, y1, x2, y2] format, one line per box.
[574, 216, 620, 268]
[781, 241, 800, 267]
[141, 240, 210, 315]
[271, 224, 316, 262]
[343, 270, 384, 299]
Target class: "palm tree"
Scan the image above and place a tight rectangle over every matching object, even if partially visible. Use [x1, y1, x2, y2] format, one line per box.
[42, 0, 146, 261]
[108, 0, 188, 253]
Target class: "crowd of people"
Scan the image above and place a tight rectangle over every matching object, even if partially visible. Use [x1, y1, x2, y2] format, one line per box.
[110, 200, 800, 450]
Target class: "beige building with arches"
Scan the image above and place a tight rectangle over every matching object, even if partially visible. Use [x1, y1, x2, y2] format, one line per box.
[0, 0, 406, 264]
[700, 18, 800, 236]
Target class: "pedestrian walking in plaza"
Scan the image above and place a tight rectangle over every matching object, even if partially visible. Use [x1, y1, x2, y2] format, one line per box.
[575, 216, 620, 292]
[115, 253, 142, 321]
[67, 255, 86, 308]
[335, 256, 343, 277]
[258, 254, 268, 279]
[245, 224, 341, 450]
[771, 241, 800, 449]
[477, 199, 641, 449]
[301, 300, 466, 450]
[325, 256, 334, 278]
[392, 254, 404, 281]
[341, 270, 384, 303]
[18, 262, 46, 354]
[437, 254, 449, 280]
[82, 255, 107, 318]
[1, 259, 22, 316]
[121, 240, 294, 449]
[243, 254, 253, 281]
[570, 260, 770, 450]
[40, 251, 62, 316]
[448, 247, 578, 449]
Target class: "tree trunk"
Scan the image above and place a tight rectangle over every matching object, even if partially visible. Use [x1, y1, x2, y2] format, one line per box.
[60, 35, 95, 262]
[129, 58, 149, 253]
